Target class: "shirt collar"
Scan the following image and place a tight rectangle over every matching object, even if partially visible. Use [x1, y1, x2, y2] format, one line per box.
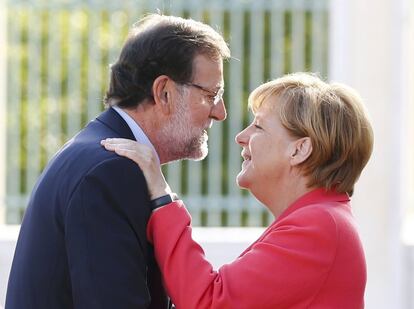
[112, 106, 160, 165]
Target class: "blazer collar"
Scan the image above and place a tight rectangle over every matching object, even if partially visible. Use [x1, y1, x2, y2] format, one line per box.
[96, 107, 136, 141]
[277, 188, 350, 222]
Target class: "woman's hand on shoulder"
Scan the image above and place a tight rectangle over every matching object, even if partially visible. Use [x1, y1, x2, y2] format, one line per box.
[101, 138, 171, 199]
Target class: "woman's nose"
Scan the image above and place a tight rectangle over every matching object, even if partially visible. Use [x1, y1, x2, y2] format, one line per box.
[235, 126, 249, 146]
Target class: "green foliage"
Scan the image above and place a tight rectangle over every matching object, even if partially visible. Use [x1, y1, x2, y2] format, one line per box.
[5, 4, 329, 225]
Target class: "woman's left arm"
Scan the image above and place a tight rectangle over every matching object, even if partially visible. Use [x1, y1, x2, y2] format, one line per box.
[101, 138, 339, 309]
[147, 200, 339, 309]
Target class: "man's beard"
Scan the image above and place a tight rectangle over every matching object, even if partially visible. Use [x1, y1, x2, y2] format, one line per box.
[160, 96, 209, 162]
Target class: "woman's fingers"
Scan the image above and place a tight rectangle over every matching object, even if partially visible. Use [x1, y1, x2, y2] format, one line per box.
[101, 138, 135, 149]
[103, 143, 142, 163]
[102, 138, 143, 153]
[113, 147, 135, 159]
[101, 138, 156, 167]
[102, 142, 129, 152]
[101, 138, 137, 150]
[101, 137, 132, 145]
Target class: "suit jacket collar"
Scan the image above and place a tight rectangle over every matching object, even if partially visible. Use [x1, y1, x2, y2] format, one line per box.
[277, 188, 350, 222]
[96, 107, 136, 141]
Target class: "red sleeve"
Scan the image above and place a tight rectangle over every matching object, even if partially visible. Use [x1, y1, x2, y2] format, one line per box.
[147, 200, 338, 309]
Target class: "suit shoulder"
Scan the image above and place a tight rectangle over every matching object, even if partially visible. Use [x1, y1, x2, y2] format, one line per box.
[67, 156, 151, 218]
[84, 156, 146, 184]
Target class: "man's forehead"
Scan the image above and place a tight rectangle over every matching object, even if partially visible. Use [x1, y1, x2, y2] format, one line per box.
[192, 54, 223, 71]
[192, 56, 224, 87]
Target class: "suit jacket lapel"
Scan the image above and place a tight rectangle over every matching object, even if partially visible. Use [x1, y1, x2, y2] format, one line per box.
[96, 107, 136, 141]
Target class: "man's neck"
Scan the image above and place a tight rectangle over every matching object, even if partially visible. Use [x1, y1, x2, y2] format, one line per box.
[116, 104, 169, 164]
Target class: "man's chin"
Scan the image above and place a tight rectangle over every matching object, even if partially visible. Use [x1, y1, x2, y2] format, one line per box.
[189, 145, 208, 161]
[191, 152, 207, 161]
[187, 134, 208, 160]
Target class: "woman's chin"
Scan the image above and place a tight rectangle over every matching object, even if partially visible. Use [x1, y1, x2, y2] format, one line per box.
[236, 172, 250, 189]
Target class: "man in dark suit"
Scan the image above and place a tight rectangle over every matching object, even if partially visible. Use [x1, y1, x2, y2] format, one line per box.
[6, 14, 230, 308]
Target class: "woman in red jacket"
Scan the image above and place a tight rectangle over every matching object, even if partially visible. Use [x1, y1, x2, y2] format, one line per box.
[102, 72, 373, 309]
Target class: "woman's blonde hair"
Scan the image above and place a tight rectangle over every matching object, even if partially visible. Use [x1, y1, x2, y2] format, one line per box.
[248, 72, 374, 196]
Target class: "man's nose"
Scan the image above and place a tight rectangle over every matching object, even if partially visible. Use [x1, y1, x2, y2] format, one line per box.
[210, 99, 227, 121]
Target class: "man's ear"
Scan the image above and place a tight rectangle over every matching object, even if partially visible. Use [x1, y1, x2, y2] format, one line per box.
[152, 75, 172, 114]
[290, 137, 312, 166]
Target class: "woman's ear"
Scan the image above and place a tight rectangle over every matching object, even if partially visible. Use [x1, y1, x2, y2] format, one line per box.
[290, 137, 312, 166]
[152, 75, 172, 114]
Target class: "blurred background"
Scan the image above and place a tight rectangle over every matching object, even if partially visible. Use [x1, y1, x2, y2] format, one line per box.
[0, 0, 413, 308]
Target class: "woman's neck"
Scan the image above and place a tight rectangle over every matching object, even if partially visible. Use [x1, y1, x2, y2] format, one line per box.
[260, 176, 313, 219]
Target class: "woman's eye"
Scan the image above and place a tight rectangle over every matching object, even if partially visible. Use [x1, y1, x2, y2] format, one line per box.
[254, 124, 263, 130]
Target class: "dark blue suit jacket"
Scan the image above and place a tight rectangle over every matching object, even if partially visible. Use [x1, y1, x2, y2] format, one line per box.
[6, 108, 169, 308]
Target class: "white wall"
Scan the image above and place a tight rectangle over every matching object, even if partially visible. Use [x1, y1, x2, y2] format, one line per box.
[0, 226, 264, 308]
[0, 226, 19, 308]
[0, 0, 7, 225]
[329, 0, 414, 308]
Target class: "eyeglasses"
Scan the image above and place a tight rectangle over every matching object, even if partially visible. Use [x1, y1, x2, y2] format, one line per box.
[183, 82, 224, 105]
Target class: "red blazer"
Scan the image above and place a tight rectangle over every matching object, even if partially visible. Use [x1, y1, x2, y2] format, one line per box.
[147, 188, 366, 309]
